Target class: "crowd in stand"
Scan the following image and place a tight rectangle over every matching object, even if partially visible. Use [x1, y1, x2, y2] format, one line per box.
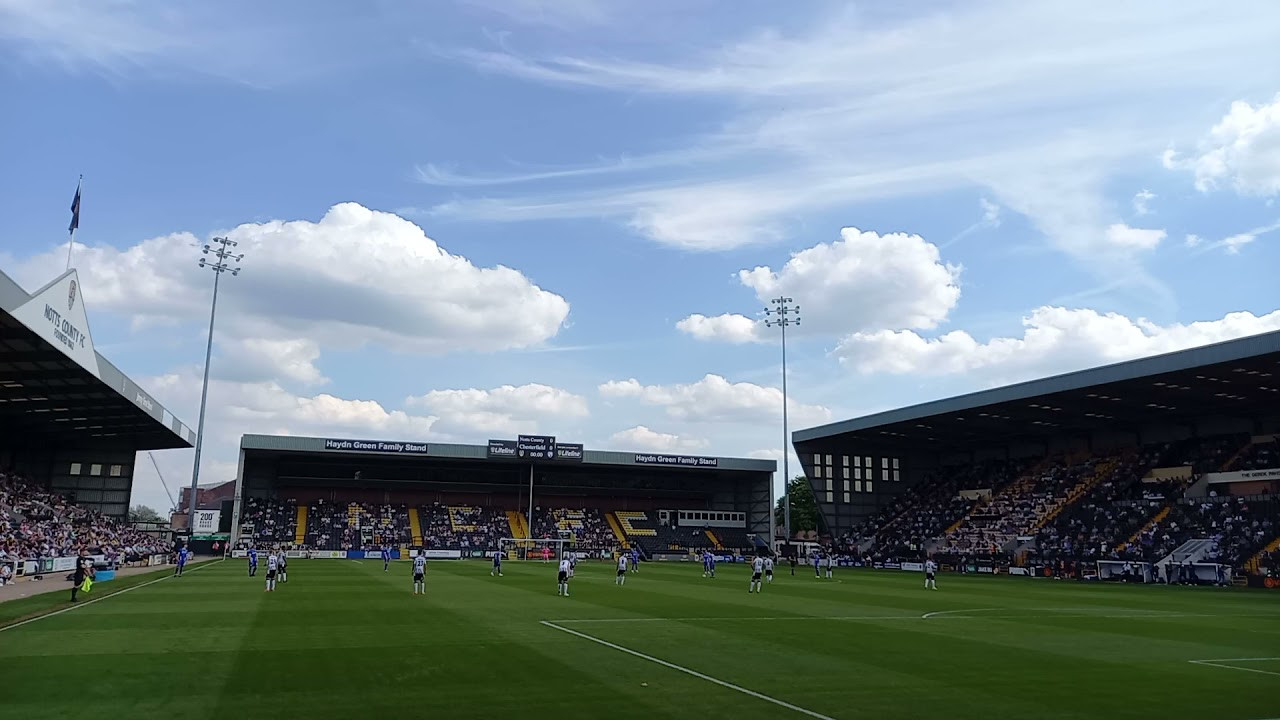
[846, 432, 1280, 573]
[0, 471, 167, 563]
[304, 500, 411, 550]
[241, 497, 297, 544]
[532, 507, 614, 549]
[1131, 497, 1275, 567]
[941, 457, 1097, 556]
[1229, 437, 1280, 472]
[420, 503, 505, 551]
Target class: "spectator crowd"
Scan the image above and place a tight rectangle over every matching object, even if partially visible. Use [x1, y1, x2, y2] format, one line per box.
[0, 471, 167, 564]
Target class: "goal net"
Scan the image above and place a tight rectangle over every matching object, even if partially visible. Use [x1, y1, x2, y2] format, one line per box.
[499, 537, 569, 561]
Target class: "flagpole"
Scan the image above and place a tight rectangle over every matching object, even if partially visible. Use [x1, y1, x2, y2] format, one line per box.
[66, 175, 82, 271]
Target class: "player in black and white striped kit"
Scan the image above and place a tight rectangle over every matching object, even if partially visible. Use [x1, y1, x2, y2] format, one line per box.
[557, 557, 572, 597]
[265, 552, 279, 593]
[925, 558, 938, 590]
[748, 555, 764, 594]
[615, 553, 628, 586]
[412, 553, 427, 595]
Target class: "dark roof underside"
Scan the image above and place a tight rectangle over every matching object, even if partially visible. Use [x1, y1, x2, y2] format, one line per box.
[794, 330, 1280, 450]
[0, 310, 189, 450]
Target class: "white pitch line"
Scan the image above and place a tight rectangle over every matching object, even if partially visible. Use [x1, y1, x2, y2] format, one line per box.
[549, 615, 920, 624]
[921, 607, 1001, 619]
[541, 620, 837, 720]
[1188, 658, 1280, 678]
[549, 611, 1279, 625]
[0, 559, 225, 633]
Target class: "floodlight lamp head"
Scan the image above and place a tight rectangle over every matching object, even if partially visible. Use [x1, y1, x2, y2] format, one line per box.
[202, 245, 211, 253]
[198, 259, 207, 267]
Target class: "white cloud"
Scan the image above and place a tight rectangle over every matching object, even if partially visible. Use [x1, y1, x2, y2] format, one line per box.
[216, 337, 328, 387]
[1165, 93, 1280, 196]
[14, 203, 570, 356]
[1132, 189, 1156, 215]
[406, 383, 589, 438]
[1184, 233, 1203, 247]
[598, 374, 831, 427]
[675, 313, 762, 344]
[436, 2, 1280, 273]
[606, 425, 708, 452]
[835, 306, 1280, 382]
[678, 227, 960, 342]
[1104, 223, 1166, 251]
[1190, 219, 1280, 255]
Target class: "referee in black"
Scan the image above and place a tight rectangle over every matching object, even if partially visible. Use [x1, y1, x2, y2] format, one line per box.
[70, 551, 91, 602]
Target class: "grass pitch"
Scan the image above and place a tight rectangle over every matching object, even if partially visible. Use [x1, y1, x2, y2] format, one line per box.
[1, 558, 1276, 720]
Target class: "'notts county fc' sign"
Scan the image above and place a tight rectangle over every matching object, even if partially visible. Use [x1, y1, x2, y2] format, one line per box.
[323, 438, 429, 454]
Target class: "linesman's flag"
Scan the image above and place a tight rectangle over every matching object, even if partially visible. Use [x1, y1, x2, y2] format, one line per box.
[69, 179, 82, 234]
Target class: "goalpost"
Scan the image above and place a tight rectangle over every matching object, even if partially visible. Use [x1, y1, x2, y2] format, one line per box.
[499, 537, 569, 561]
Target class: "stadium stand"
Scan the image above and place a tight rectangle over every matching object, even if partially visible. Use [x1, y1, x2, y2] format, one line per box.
[240, 497, 297, 544]
[0, 470, 168, 564]
[531, 507, 615, 550]
[420, 503, 506, 551]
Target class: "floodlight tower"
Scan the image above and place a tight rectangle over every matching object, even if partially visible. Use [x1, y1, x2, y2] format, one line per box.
[764, 296, 800, 547]
[187, 237, 243, 534]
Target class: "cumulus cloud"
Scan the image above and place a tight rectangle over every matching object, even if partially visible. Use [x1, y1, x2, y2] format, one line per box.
[14, 203, 570, 362]
[675, 313, 762, 344]
[215, 337, 328, 386]
[1104, 223, 1166, 251]
[1184, 233, 1203, 248]
[678, 227, 960, 342]
[406, 383, 589, 438]
[1164, 93, 1280, 196]
[599, 374, 831, 427]
[1132, 189, 1156, 215]
[606, 425, 709, 452]
[835, 306, 1280, 382]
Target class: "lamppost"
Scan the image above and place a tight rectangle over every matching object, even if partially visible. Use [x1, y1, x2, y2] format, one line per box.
[764, 296, 800, 546]
[187, 236, 242, 535]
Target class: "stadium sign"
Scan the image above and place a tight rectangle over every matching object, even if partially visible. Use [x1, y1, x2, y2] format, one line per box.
[192, 509, 221, 534]
[517, 434, 556, 459]
[10, 269, 101, 379]
[554, 443, 584, 461]
[1205, 467, 1280, 483]
[322, 438, 429, 454]
[633, 453, 719, 468]
[487, 436, 583, 461]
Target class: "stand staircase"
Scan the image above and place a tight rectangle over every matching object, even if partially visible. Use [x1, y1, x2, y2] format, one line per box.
[293, 505, 307, 545]
[408, 508, 423, 546]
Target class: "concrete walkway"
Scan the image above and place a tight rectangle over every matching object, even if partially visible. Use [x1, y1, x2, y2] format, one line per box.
[0, 557, 218, 604]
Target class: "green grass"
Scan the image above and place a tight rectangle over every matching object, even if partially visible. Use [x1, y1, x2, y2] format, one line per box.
[1, 559, 1276, 720]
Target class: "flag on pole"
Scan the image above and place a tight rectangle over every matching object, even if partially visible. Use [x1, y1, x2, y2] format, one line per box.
[69, 178, 82, 234]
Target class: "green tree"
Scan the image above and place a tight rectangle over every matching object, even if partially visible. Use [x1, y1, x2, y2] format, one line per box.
[774, 475, 820, 536]
[129, 505, 163, 523]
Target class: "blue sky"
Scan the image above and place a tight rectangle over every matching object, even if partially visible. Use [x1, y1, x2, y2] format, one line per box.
[2, 0, 1280, 514]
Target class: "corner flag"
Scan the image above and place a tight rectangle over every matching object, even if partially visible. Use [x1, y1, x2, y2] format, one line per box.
[69, 178, 82, 234]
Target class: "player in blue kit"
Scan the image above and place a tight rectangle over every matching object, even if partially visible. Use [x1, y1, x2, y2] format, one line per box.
[702, 552, 717, 578]
[629, 547, 640, 572]
[248, 547, 258, 577]
[174, 546, 190, 576]
[491, 550, 503, 577]
[382, 545, 391, 572]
